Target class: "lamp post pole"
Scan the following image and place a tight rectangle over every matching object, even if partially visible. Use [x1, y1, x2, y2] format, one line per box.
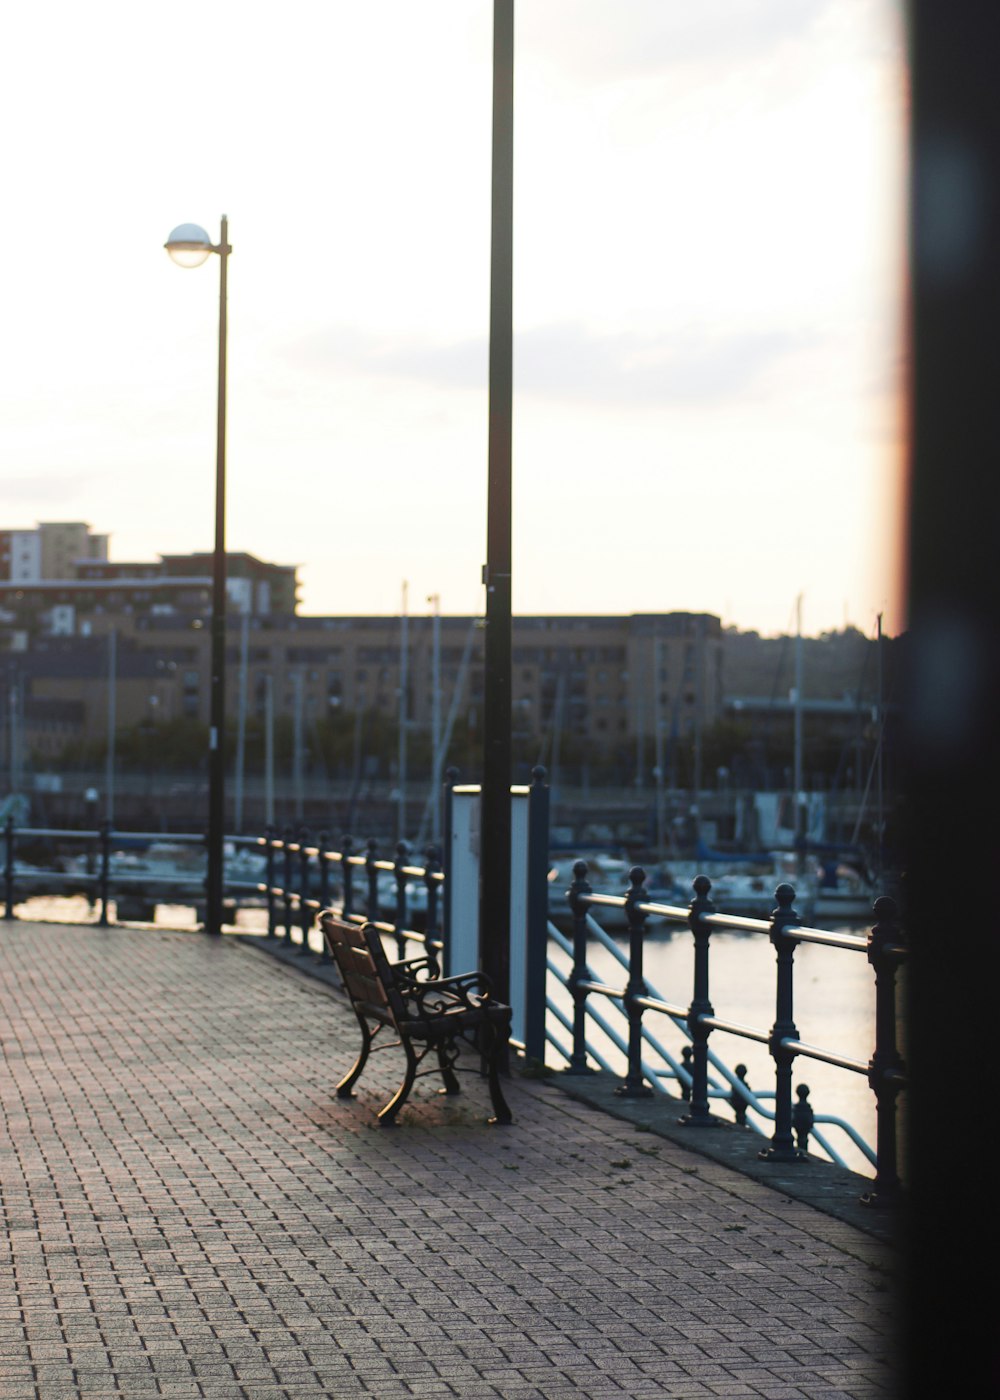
[207, 215, 229, 936]
[165, 215, 231, 936]
[480, 1, 514, 1006]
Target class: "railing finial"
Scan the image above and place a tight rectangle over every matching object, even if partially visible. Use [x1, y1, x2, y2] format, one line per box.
[730, 1064, 750, 1125]
[618, 865, 652, 1099]
[793, 1084, 814, 1154]
[872, 894, 898, 924]
[773, 882, 796, 915]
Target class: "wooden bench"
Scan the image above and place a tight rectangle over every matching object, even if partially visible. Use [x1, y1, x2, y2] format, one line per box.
[319, 912, 513, 1125]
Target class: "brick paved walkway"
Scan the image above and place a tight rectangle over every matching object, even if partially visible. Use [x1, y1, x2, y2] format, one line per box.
[0, 924, 898, 1399]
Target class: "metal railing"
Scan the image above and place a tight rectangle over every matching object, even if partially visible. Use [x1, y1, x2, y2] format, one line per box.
[2, 817, 268, 926]
[550, 861, 906, 1206]
[4, 811, 906, 1205]
[255, 828, 444, 963]
[1, 816, 445, 957]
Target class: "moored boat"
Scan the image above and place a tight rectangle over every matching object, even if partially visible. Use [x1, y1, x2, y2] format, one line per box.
[707, 850, 818, 921]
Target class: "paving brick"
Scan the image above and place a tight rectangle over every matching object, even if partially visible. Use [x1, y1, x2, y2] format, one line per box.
[0, 924, 899, 1399]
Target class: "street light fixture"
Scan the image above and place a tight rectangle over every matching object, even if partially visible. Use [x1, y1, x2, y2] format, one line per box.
[165, 215, 231, 936]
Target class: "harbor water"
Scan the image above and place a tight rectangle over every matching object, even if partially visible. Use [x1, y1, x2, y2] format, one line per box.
[564, 923, 889, 1178]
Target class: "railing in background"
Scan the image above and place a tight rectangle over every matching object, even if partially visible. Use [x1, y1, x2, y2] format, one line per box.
[4, 818, 116, 926]
[256, 828, 444, 965]
[2, 816, 446, 966]
[3, 817, 277, 927]
[551, 861, 906, 1206]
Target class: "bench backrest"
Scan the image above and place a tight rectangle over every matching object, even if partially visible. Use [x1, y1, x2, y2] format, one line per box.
[319, 912, 406, 1028]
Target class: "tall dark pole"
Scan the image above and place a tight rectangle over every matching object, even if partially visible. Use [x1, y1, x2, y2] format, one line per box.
[480, 1, 514, 1003]
[206, 214, 230, 936]
[903, 6, 1000, 1392]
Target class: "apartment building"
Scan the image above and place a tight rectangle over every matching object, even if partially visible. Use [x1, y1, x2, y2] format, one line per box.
[6, 610, 723, 758]
[0, 522, 109, 583]
[0, 526, 297, 649]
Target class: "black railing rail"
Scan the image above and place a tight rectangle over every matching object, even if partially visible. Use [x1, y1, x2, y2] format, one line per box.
[2, 817, 443, 963]
[256, 827, 445, 964]
[3, 818, 271, 927]
[561, 862, 907, 1207]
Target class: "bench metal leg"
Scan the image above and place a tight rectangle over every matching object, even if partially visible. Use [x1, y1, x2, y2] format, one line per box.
[336, 1014, 373, 1098]
[481, 1019, 513, 1126]
[378, 1037, 419, 1124]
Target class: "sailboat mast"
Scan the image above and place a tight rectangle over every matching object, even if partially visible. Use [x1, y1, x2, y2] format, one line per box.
[429, 593, 441, 843]
[793, 595, 803, 798]
[398, 581, 408, 844]
[264, 674, 274, 827]
[793, 595, 805, 870]
[693, 616, 704, 843]
[234, 609, 249, 833]
[105, 629, 117, 826]
[654, 634, 665, 859]
[876, 611, 884, 880]
[293, 670, 304, 823]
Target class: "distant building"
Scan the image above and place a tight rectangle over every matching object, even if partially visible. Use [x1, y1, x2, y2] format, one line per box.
[0, 522, 108, 583]
[3, 609, 724, 759]
[0, 524, 892, 785]
[158, 552, 298, 616]
[0, 521, 299, 646]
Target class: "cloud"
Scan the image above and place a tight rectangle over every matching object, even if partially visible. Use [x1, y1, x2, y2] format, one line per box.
[287, 320, 816, 409]
[519, 0, 839, 84]
[514, 322, 813, 405]
[0, 474, 90, 508]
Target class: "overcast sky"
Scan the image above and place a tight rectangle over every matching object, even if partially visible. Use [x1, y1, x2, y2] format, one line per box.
[0, 0, 906, 637]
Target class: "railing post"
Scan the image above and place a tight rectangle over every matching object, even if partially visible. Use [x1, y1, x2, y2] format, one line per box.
[98, 820, 111, 928]
[442, 767, 459, 952]
[680, 873, 717, 1125]
[317, 831, 331, 962]
[424, 844, 441, 967]
[317, 830, 331, 907]
[861, 894, 906, 1206]
[759, 883, 804, 1163]
[524, 765, 550, 1063]
[680, 1045, 693, 1101]
[617, 866, 653, 1098]
[793, 1085, 814, 1153]
[730, 1064, 750, 1125]
[4, 814, 15, 920]
[265, 825, 277, 937]
[297, 829, 312, 954]
[393, 840, 409, 959]
[565, 860, 595, 1075]
[282, 827, 294, 944]
[341, 835, 355, 918]
[366, 838, 379, 921]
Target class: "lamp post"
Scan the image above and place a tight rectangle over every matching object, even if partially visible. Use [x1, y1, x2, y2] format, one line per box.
[480, 2, 514, 1007]
[165, 216, 231, 935]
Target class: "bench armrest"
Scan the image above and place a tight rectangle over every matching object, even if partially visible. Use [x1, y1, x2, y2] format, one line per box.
[431, 971, 495, 996]
[401, 969, 497, 1017]
[390, 954, 442, 982]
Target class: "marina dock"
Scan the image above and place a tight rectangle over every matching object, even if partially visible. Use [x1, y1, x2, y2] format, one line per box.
[0, 921, 899, 1398]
